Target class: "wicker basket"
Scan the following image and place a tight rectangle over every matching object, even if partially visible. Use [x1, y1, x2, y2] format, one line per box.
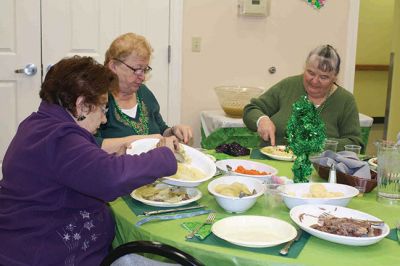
[313, 163, 377, 193]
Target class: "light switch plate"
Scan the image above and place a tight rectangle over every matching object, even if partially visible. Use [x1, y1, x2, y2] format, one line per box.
[238, 0, 268, 17]
[192, 37, 201, 52]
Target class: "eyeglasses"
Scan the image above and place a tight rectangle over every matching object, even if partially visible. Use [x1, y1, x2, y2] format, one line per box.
[99, 105, 108, 115]
[113, 58, 152, 75]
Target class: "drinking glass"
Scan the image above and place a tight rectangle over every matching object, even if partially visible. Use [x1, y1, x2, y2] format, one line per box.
[264, 184, 283, 211]
[344, 145, 361, 156]
[375, 140, 400, 205]
[324, 139, 338, 152]
[354, 177, 368, 197]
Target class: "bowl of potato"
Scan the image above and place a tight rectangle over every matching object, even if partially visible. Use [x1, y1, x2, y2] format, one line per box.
[208, 175, 265, 213]
[278, 183, 359, 209]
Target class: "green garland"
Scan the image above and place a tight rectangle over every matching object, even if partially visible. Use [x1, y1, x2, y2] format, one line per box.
[286, 95, 326, 182]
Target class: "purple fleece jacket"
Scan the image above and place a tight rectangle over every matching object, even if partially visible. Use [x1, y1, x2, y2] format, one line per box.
[0, 101, 177, 266]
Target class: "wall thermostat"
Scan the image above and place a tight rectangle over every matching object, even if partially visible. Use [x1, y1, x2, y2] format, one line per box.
[238, 0, 268, 17]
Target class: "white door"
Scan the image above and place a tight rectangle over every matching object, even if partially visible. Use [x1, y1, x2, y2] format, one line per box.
[0, 0, 42, 161]
[41, 0, 170, 117]
[0, 0, 171, 161]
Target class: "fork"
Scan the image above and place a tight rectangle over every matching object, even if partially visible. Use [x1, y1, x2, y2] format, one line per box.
[185, 212, 216, 239]
[280, 229, 302, 256]
[320, 212, 384, 225]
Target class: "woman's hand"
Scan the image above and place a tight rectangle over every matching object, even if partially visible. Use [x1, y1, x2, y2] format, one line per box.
[257, 116, 276, 146]
[170, 125, 193, 144]
[156, 136, 179, 153]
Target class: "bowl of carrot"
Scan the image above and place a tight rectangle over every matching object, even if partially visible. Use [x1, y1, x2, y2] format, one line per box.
[215, 159, 278, 182]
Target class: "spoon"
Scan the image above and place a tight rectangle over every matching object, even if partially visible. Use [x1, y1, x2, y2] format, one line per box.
[174, 152, 185, 163]
[238, 189, 257, 198]
[225, 164, 236, 175]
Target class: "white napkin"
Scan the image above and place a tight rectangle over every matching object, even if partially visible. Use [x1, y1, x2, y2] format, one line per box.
[311, 150, 371, 179]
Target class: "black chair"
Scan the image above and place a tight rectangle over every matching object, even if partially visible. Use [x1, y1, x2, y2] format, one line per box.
[100, 240, 204, 266]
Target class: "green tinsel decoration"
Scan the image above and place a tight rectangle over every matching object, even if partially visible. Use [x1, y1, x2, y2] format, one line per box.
[286, 95, 326, 183]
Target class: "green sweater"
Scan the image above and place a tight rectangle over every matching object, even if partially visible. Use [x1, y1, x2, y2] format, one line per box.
[243, 75, 364, 151]
[95, 84, 169, 145]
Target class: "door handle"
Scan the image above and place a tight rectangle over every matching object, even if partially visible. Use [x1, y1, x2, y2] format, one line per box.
[14, 64, 37, 76]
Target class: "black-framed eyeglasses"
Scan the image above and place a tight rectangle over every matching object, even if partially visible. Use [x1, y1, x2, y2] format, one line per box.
[113, 58, 152, 75]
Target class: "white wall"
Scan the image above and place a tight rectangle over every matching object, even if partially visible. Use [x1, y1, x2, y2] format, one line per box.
[180, 0, 353, 147]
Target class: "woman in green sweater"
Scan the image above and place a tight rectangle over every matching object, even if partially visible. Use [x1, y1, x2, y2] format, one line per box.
[243, 45, 363, 151]
[96, 33, 193, 154]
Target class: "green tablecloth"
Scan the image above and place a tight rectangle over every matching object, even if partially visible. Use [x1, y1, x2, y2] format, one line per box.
[109, 154, 399, 266]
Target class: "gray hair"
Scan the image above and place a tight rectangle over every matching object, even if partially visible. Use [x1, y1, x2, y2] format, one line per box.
[306, 45, 341, 75]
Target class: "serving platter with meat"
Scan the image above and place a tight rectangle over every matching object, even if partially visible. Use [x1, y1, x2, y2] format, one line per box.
[309, 214, 383, 237]
[290, 204, 390, 246]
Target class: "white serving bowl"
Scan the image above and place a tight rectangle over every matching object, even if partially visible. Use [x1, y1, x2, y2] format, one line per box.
[208, 175, 265, 213]
[278, 183, 359, 209]
[215, 159, 278, 182]
[127, 138, 216, 187]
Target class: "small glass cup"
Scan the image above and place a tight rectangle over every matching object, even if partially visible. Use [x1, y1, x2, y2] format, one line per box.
[354, 177, 368, 197]
[324, 139, 338, 152]
[344, 145, 361, 157]
[264, 184, 283, 211]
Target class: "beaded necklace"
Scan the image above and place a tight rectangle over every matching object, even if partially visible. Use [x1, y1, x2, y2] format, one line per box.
[113, 94, 149, 135]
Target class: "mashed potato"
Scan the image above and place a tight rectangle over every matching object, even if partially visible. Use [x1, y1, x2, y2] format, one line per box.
[167, 163, 206, 181]
[302, 184, 344, 198]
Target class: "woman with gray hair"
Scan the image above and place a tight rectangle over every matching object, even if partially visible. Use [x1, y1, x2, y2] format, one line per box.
[243, 44, 363, 151]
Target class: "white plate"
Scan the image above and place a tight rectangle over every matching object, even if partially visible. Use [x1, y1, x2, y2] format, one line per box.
[290, 204, 390, 246]
[127, 138, 216, 187]
[131, 183, 202, 208]
[260, 145, 296, 161]
[211, 215, 297, 248]
[215, 159, 278, 182]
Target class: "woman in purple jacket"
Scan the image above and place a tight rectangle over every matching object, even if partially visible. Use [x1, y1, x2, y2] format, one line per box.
[0, 56, 178, 265]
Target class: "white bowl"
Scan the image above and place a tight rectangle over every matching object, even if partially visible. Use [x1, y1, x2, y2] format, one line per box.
[208, 175, 265, 213]
[278, 183, 359, 209]
[126, 138, 216, 187]
[215, 159, 278, 182]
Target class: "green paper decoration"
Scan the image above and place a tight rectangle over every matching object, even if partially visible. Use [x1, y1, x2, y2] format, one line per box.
[305, 0, 326, 9]
[286, 96, 326, 182]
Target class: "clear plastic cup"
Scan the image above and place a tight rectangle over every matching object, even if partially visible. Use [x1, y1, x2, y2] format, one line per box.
[354, 178, 368, 197]
[344, 145, 362, 156]
[324, 139, 338, 152]
[264, 184, 283, 211]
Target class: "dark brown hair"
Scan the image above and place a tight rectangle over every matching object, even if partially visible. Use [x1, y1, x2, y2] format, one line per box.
[40, 56, 117, 116]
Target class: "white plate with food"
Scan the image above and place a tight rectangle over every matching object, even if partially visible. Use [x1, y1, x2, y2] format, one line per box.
[127, 138, 216, 187]
[368, 157, 378, 170]
[211, 215, 297, 248]
[290, 204, 390, 246]
[131, 183, 202, 207]
[215, 159, 278, 182]
[260, 146, 296, 161]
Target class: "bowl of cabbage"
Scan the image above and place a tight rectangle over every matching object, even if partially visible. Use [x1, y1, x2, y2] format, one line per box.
[208, 175, 265, 213]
